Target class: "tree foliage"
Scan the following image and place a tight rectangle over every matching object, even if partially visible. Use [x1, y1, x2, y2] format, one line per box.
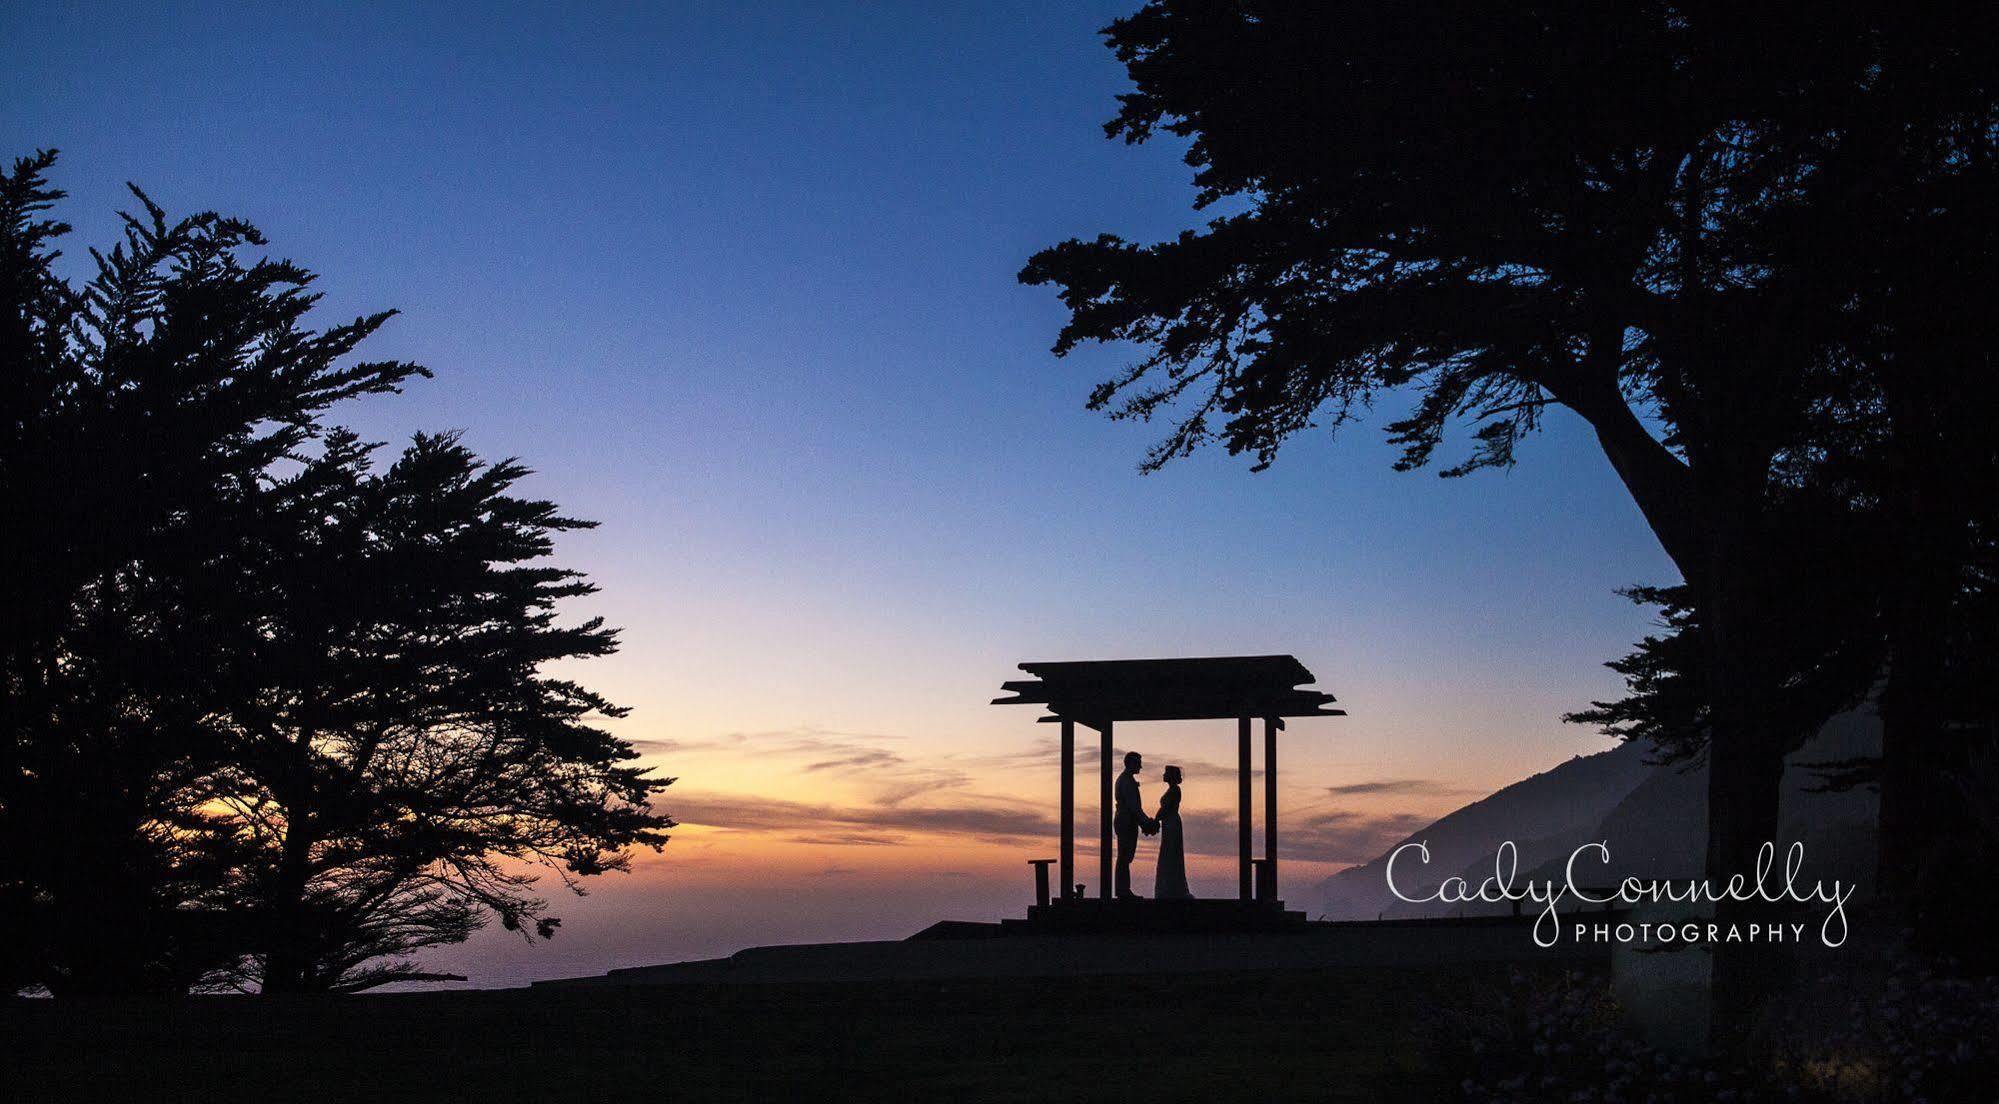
[1, 151, 671, 995]
[208, 431, 670, 993]
[1021, 2, 1999, 963]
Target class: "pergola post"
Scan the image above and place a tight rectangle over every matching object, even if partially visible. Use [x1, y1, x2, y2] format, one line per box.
[1264, 716, 1278, 902]
[1059, 719, 1074, 899]
[1099, 720, 1113, 900]
[1238, 715, 1252, 900]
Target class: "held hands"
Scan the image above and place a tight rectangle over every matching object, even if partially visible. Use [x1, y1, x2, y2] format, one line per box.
[1141, 818, 1160, 836]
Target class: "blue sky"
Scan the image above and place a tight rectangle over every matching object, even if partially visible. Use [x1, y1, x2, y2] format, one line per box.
[6, 1, 1681, 981]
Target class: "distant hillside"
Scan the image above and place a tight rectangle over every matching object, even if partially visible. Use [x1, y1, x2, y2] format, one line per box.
[1313, 713, 1881, 920]
[1314, 740, 1656, 921]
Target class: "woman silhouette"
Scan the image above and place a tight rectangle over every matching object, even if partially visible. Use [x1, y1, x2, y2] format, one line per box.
[1153, 765, 1193, 899]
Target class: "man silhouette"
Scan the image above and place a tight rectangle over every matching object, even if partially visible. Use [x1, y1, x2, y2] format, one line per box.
[1113, 751, 1159, 899]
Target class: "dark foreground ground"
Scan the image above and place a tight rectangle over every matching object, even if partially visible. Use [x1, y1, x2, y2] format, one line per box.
[3, 964, 1533, 1103]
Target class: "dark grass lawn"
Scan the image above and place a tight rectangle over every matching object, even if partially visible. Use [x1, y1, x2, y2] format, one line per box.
[3, 965, 1530, 1103]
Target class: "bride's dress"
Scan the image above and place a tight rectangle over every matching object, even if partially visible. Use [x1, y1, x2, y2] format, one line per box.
[1154, 783, 1193, 899]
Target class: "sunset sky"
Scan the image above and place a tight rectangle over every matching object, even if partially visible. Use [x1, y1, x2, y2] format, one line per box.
[4, 1, 1677, 984]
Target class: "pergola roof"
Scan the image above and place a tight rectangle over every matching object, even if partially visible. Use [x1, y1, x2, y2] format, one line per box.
[991, 654, 1344, 727]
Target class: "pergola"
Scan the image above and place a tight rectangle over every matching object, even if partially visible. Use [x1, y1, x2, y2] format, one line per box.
[993, 655, 1343, 904]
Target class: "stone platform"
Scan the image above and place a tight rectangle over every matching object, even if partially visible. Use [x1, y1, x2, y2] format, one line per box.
[1000, 896, 1308, 934]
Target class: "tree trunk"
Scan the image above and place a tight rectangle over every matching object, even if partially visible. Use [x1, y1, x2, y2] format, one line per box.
[1877, 537, 1953, 916]
[1702, 673, 1788, 1037]
[1569, 350, 1795, 1038]
[260, 815, 316, 996]
[41, 781, 175, 996]
[1873, 362, 1971, 926]
[1700, 553, 1792, 1038]
[44, 871, 157, 995]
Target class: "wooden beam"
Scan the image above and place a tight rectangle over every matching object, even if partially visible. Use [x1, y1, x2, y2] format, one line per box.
[1036, 715, 1118, 728]
[1238, 715, 1252, 901]
[1059, 718, 1074, 899]
[1026, 700, 1344, 722]
[1264, 715, 1279, 902]
[1100, 720, 1114, 901]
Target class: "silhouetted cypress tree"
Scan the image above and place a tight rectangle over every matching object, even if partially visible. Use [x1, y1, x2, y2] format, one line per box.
[204, 430, 670, 993]
[1022, 2, 1999, 1021]
[0, 151, 669, 995]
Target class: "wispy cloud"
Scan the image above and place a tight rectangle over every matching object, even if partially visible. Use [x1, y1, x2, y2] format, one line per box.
[643, 724, 973, 805]
[1285, 810, 1435, 863]
[786, 832, 908, 847]
[668, 792, 1056, 843]
[801, 749, 903, 773]
[1175, 808, 1435, 865]
[1325, 778, 1475, 798]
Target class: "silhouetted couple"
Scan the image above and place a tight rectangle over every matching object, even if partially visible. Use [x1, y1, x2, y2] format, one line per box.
[1113, 752, 1192, 900]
